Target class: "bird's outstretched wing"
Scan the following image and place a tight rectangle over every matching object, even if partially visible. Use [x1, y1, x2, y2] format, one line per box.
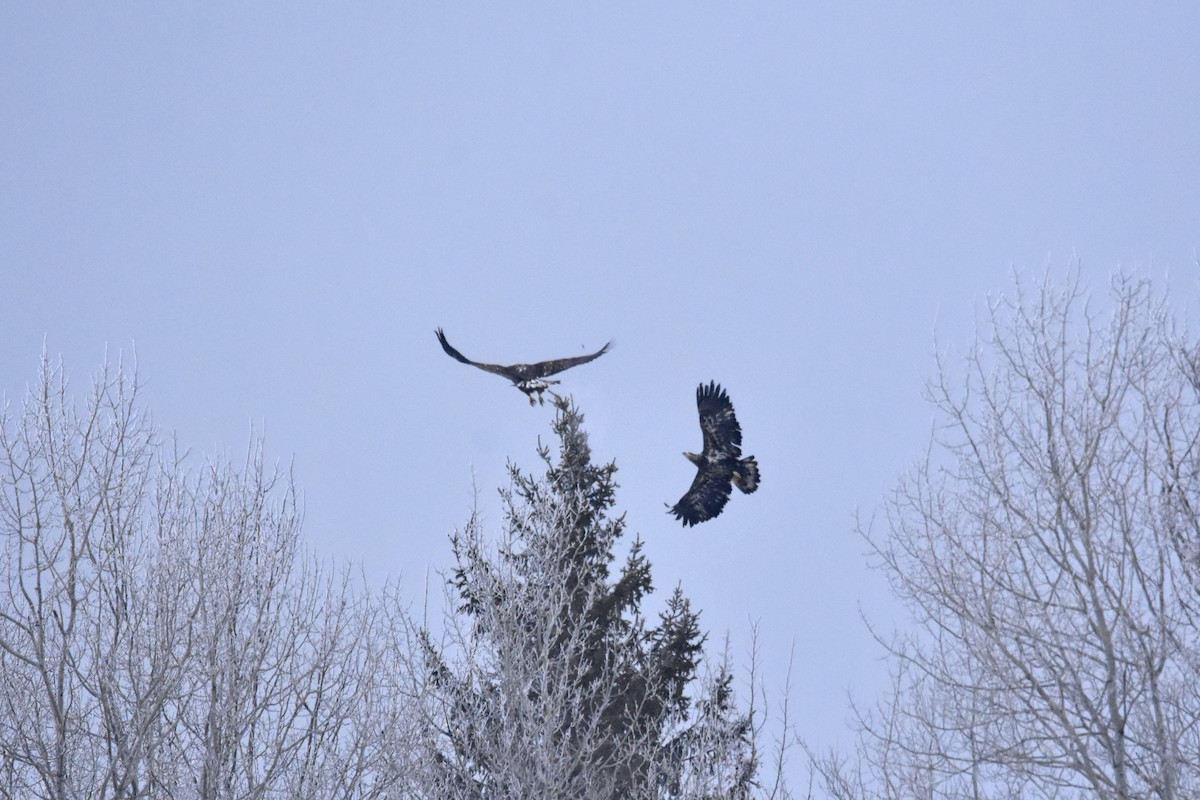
[670, 464, 734, 527]
[696, 381, 742, 458]
[523, 341, 612, 379]
[435, 328, 520, 380]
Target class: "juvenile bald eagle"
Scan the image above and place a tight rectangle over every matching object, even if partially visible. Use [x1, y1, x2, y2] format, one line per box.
[435, 328, 612, 405]
[669, 381, 760, 527]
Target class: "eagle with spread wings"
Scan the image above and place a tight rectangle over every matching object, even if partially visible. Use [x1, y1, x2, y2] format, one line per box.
[435, 328, 612, 405]
[669, 381, 760, 527]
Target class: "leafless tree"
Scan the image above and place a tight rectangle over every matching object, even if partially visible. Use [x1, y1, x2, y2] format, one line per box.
[810, 272, 1200, 799]
[167, 447, 408, 800]
[0, 356, 409, 799]
[0, 356, 160, 799]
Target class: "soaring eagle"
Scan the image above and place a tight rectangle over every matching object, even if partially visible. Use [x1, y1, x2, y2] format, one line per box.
[435, 328, 612, 405]
[669, 381, 760, 527]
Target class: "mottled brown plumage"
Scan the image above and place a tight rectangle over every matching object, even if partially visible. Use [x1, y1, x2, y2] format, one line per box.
[670, 382, 760, 527]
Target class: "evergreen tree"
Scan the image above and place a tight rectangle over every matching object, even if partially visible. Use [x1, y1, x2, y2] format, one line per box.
[405, 397, 756, 799]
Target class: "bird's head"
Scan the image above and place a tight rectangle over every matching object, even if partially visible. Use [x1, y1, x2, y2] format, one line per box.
[683, 451, 703, 466]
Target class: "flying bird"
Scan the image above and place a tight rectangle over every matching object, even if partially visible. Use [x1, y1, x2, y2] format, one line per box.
[669, 381, 760, 527]
[435, 328, 612, 405]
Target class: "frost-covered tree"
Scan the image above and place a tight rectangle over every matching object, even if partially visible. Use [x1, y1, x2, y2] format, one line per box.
[0, 357, 407, 799]
[400, 398, 758, 799]
[811, 272, 1200, 800]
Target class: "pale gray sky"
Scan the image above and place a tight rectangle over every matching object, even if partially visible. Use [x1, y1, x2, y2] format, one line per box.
[3, 2, 1199, 768]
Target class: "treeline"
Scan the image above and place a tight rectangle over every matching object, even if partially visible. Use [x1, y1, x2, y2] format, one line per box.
[4, 271, 1199, 800]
